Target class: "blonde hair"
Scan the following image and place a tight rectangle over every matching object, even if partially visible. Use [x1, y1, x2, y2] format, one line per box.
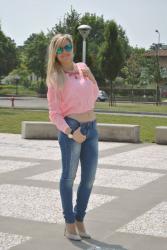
[46, 33, 73, 89]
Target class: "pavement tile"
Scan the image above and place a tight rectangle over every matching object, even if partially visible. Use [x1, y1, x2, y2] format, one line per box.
[26, 168, 164, 190]
[0, 133, 167, 249]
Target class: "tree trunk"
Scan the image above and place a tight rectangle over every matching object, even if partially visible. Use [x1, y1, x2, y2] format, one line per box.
[109, 81, 113, 106]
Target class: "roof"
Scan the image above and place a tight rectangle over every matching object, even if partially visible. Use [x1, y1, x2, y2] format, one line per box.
[145, 49, 167, 57]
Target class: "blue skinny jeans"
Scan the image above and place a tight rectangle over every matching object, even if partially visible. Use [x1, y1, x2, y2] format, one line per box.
[58, 116, 99, 223]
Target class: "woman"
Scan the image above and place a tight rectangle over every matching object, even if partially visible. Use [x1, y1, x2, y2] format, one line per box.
[46, 33, 99, 241]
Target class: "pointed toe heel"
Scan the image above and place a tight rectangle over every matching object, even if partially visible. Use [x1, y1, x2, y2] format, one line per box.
[78, 231, 91, 239]
[64, 227, 82, 241]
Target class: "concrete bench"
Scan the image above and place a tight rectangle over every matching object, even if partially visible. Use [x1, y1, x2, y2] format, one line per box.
[155, 126, 167, 144]
[21, 121, 140, 143]
[97, 123, 140, 143]
[21, 121, 59, 140]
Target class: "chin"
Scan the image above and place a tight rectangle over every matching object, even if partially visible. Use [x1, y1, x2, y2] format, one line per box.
[61, 57, 72, 63]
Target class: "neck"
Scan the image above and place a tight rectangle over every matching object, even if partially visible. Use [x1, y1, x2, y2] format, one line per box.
[62, 61, 74, 72]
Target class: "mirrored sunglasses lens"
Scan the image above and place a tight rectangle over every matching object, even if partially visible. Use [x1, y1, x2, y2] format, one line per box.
[56, 47, 63, 54]
[64, 44, 72, 52]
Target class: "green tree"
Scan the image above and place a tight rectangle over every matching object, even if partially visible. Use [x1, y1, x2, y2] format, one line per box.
[47, 7, 80, 38]
[78, 13, 105, 83]
[47, 7, 81, 63]
[140, 57, 155, 87]
[47, 9, 106, 82]
[117, 25, 131, 65]
[98, 20, 124, 105]
[0, 27, 18, 78]
[121, 47, 147, 101]
[47, 9, 130, 88]
[24, 32, 48, 79]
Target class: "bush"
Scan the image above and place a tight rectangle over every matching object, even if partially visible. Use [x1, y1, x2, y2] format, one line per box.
[0, 84, 16, 90]
[36, 80, 47, 97]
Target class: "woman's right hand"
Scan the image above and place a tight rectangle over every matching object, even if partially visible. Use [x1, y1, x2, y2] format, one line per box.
[73, 127, 86, 143]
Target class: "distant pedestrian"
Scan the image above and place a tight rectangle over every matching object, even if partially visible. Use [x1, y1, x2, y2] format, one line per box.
[46, 33, 99, 241]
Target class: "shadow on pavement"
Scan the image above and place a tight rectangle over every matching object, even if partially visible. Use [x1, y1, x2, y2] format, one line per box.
[68, 237, 128, 250]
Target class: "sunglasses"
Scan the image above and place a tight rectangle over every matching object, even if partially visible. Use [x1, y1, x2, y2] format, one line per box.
[56, 43, 73, 55]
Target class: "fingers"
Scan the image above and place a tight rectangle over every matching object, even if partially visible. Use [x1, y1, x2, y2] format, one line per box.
[73, 127, 86, 143]
[77, 138, 86, 144]
[81, 68, 90, 78]
[74, 136, 86, 144]
[75, 127, 86, 139]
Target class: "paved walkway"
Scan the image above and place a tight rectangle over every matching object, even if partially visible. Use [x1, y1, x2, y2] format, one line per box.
[0, 133, 167, 250]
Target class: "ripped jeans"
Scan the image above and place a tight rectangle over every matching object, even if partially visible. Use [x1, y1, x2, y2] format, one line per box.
[58, 116, 99, 223]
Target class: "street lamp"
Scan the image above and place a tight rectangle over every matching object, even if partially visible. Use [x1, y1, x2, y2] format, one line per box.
[155, 29, 160, 48]
[155, 29, 161, 105]
[77, 25, 91, 63]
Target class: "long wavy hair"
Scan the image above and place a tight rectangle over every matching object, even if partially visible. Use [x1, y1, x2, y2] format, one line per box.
[46, 33, 73, 89]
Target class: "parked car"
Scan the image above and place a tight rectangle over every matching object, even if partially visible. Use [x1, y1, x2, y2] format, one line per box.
[97, 90, 108, 102]
[161, 89, 167, 97]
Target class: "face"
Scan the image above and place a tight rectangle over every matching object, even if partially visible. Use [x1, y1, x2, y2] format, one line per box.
[55, 39, 73, 65]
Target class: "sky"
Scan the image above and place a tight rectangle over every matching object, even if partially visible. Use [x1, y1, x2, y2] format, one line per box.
[0, 0, 167, 49]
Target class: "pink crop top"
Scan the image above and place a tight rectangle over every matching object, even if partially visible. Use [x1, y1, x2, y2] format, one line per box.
[47, 62, 99, 133]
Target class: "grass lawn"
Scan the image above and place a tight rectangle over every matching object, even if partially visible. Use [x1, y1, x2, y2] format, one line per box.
[0, 108, 49, 134]
[95, 101, 167, 113]
[0, 108, 167, 143]
[0, 85, 37, 96]
[97, 114, 167, 143]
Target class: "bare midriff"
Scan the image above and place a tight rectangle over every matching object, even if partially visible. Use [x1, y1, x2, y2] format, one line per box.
[67, 110, 96, 122]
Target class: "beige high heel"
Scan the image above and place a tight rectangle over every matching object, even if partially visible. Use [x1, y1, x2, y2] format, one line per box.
[64, 226, 82, 241]
[78, 231, 91, 239]
[75, 221, 91, 239]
